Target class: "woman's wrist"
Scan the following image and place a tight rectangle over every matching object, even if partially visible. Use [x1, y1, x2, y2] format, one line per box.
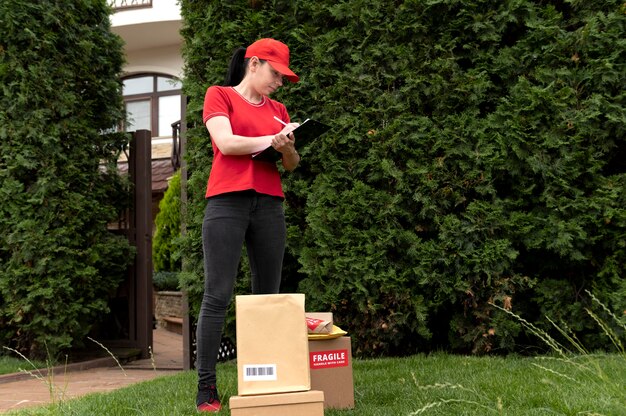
[282, 149, 300, 170]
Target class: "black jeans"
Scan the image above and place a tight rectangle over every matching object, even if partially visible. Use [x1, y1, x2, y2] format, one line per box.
[196, 191, 285, 386]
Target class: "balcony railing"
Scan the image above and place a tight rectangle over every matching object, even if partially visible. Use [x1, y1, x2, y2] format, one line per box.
[110, 0, 152, 11]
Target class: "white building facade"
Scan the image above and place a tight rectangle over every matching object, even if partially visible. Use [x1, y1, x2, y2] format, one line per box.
[110, 0, 185, 222]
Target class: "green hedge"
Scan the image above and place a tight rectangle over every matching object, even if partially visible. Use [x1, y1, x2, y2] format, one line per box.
[0, 1, 133, 359]
[180, 0, 626, 356]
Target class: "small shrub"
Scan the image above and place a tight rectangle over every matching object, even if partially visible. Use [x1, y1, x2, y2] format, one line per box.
[153, 170, 182, 272]
[152, 272, 180, 292]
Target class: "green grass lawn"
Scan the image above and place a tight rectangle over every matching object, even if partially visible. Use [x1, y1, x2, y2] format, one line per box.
[5, 353, 625, 415]
[0, 356, 48, 376]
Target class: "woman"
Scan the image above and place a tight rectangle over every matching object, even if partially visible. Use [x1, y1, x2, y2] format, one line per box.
[195, 38, 301, 413]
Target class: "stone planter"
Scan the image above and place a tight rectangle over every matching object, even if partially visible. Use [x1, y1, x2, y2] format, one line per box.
[154, 291, 183, 334]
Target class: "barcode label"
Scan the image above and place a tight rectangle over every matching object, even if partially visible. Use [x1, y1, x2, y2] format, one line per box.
[243, 364, 277, 381]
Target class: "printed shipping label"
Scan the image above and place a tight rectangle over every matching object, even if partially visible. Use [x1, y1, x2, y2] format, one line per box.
[243, 364, 277, 381]
[310, 349, 349, 369]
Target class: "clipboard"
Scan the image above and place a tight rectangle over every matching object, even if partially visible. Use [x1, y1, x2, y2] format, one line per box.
[252, 118, 331, 162]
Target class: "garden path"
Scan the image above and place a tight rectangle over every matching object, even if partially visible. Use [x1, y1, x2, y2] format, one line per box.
[0, 328, 184, 413]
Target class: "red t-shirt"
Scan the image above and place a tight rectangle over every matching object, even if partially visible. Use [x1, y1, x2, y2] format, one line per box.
[202, 86, 290, 199]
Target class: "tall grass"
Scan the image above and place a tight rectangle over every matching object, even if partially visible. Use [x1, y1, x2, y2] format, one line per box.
[1, 346, 70, 405]
[484, 290, 626, 415]
[1, 337, 134, 411]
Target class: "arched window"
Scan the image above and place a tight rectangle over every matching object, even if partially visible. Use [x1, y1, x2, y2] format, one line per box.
[122, 74, 182, 138]
[120, 73, 182, 222]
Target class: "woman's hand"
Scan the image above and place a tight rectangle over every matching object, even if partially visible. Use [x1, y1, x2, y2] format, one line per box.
[272, 122, 299, 153]
[272, 133, 296, 153]
[278, 122, 299, 137]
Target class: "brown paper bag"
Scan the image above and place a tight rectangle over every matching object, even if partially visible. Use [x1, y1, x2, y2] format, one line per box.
[236, 294, 311, 395]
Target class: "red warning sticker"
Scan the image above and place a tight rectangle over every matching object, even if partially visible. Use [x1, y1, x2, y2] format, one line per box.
[309, 349, 349, 369]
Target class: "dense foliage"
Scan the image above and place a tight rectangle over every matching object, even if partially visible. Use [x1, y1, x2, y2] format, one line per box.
[0, 1, 133, 359]
[180, 0, 626, 356]
[153, 170, 182, 272]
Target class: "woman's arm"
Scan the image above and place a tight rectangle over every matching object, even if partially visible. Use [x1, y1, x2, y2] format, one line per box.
[205, 116, 300, 159]
[205, 116, 274, 155]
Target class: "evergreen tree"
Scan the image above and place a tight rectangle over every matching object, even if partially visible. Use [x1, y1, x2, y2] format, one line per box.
[0, 0, 133, 359]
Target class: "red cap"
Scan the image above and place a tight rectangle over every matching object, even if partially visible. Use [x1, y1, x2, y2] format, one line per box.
[245, 38, 299, 83]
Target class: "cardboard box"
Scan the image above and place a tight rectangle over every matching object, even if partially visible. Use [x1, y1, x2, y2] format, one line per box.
[308, 336, 355, 409]
[230, 390, 324, 416]
[236, 294, 310, 395]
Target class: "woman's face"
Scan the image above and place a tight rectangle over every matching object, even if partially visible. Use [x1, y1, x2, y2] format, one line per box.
[250, 59, 284, 96]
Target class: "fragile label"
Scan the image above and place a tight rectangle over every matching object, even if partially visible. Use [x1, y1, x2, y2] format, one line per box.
[310, 349, 349, 369]
[243, 364, 277, 381]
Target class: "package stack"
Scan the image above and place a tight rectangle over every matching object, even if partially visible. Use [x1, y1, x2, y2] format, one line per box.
[229, 294, 324, 416]
[306, 312, 355, 409]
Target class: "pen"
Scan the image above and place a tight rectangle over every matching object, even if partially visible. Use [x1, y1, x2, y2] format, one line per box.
[273, 116, 288, 126]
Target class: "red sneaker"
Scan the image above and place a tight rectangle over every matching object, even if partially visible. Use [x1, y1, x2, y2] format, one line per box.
[197, 401, 221, 413]
[196, 384, 221, 413]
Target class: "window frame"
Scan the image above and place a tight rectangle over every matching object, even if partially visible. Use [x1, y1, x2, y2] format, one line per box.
[122, 74, 182, 138]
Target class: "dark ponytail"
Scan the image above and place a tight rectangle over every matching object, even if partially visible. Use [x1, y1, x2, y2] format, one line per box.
[223, 47, 248, 86]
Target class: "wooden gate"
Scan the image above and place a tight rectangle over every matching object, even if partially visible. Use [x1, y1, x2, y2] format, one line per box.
[100, 130, 153, 359]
